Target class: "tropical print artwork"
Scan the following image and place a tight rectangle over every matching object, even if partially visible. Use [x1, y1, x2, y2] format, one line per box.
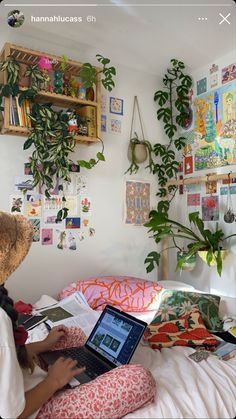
[190, 81, 236, 171]
[151, 290, 223, 332]
[144, 309, 219, 349]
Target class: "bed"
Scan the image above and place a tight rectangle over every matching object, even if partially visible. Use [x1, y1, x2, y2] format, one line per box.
[30, 279, 236, 419]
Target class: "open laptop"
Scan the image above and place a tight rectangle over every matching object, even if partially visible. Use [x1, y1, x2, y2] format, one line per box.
[40, 304, 147, 384]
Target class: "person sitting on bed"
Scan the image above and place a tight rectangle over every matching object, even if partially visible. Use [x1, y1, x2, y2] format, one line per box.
[0, 211, 156, 419]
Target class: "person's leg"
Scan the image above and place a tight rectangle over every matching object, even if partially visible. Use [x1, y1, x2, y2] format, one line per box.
[36, 364, 156, 419]
[51, 326, 87, 350]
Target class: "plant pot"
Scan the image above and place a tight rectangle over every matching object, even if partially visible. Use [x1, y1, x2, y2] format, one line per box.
[128, 143, 148, 164]
[177, 251, 197, 271]
[198, 250, 229, 266]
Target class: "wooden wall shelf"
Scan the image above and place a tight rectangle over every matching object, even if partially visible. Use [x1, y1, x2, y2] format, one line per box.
[0, 43, 101, 144]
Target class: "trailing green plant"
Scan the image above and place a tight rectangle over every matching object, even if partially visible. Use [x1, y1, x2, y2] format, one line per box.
[79, 54, 116, 91]
[0, 52, 116, 221]
[125, 132, 155, 175]
[143, 59, 193, 271]
[153, 59, 192, 213]
[144, 210, 236, 276]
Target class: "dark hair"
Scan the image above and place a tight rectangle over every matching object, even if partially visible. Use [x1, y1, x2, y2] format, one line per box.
[0, 284, 32, 370]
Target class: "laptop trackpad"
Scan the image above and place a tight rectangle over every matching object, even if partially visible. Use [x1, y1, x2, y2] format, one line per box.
[73, 371, 91, 384]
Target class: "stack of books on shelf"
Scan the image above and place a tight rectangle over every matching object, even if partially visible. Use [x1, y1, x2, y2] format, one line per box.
[9, 95, 32, 128]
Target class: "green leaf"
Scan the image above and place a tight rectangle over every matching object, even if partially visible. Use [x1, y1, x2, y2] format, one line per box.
[156, 188, 167, 198]
[97, 152, 105, 161]
[216, 251, 223, 276]
[154, 90, 168, 106]
[157, 108, 171, 123]
[144, 251, 161, 273]
[157, 200, 169, 214]
[23, 138, 34, 150]
[164, 123, 177, 139]
[174, 136, 186, 150]
[153, 143, 166, 157]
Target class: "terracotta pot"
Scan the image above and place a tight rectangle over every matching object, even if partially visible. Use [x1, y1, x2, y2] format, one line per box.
[128, 143, 148, 164]
[19, 63, 30, 88]
[198, 250, 229, 266]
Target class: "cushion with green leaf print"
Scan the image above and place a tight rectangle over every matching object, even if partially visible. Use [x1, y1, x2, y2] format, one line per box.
[150, 290, 223, 332]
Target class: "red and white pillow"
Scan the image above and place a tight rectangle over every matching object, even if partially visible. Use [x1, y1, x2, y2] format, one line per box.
[144, 309, 219, 349]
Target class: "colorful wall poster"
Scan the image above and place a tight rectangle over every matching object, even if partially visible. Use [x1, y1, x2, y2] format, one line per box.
[80, 196, 91, 216]
[187, 193, 200, 206]
[42, 228, 53, 245]
[201, 196, 219, 221]
[109, 97, 124, 115]
[26, 194, 42, 217]
[184, 155, 193, 175]
[65, 217, 81, 229]
[197, 77, 207, 95]
[10, 194, 24, 213]
[110, 119, 122, 134]
[205, 179, 217, 194]
[14, 176, 35, 193]
[222, 63, 236, 84]
[29, 218, 40, 242]
[210, 64, 219, 89]
[125, 181, 150, 226]
[193, 81, 236, 171]
[220, 185, 236, 195]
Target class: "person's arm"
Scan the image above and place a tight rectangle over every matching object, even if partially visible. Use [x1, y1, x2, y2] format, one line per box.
[26, 325, 68, 357]
[18, 357, 86, 419]
[18, 376, 58, 419]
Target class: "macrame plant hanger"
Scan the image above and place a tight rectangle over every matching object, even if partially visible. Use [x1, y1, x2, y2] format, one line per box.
[129, 95, 145, 143]
[126, 96, 153, 175]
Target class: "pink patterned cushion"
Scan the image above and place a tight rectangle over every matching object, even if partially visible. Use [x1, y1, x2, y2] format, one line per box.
[58, 276, 163, 312]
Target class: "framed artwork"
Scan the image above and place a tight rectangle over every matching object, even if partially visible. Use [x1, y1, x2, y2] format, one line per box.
[109, 97, 124, 115]
[222, 63, 236, 85]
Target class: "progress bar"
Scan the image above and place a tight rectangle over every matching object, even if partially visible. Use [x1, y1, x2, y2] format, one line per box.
[4, 3, 234, 6]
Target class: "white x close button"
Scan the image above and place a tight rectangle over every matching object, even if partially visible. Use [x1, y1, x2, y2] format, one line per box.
[219, 13, 231, 25]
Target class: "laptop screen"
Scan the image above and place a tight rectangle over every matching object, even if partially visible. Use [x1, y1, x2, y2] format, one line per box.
[86, 305, 147, 367]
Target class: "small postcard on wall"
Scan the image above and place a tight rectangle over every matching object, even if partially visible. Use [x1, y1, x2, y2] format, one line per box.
[109, 97, 124, 115]
[10, 194, 24, 214]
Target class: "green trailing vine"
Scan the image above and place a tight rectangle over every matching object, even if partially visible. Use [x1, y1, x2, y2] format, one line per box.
[144, 58, 193, 272]
[0, 52, 116, 221]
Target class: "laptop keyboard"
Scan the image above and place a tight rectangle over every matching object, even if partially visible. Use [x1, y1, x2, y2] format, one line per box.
[59, 347, 111, 378]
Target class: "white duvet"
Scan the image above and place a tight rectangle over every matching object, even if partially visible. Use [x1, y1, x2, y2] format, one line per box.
[32, 293, 236, 419]
[126, 343, 236, 419]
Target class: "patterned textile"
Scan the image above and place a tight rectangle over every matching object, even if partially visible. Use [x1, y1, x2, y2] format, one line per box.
[151, 290, 223, 332]
[144, 310, 220, 350]
[58, 276, 163, 312]
[37, 327, 156, 419]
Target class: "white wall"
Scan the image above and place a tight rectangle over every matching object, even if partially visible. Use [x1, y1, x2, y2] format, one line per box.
[0, 36, 164, 303]
[168, 50, 236, 298]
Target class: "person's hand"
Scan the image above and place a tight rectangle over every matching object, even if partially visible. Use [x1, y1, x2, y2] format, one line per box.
[47, 357, 86, 390]
[43, 325, 68, 350]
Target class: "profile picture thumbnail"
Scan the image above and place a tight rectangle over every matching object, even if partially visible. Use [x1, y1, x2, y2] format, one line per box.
[7, 10, 25, 28]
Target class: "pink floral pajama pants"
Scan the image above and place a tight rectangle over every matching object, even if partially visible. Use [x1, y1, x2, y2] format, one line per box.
[36, 327, 156, 419]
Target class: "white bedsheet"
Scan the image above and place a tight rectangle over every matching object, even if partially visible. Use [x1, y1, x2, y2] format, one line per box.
[32, 294, 236, 419]
[126, 344, 236, 419]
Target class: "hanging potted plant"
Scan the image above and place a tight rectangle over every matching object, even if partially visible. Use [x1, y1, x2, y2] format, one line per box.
[125, 96, 154, 175]
[144, 210, 236, 276]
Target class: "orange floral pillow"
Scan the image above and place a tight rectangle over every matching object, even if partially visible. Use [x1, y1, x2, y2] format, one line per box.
[144, 309, 219, 349]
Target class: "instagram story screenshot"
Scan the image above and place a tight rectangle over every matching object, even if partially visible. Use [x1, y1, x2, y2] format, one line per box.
[0, 1, 236, 419]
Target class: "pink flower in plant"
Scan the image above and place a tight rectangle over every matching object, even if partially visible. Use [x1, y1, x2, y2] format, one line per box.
[38, 56, 52, 71]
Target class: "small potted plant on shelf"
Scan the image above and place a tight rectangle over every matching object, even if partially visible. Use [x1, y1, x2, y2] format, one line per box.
[145, 210, 236, 276]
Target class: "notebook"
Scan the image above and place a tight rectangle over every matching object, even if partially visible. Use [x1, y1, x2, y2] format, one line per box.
[40, 304, 147, 384]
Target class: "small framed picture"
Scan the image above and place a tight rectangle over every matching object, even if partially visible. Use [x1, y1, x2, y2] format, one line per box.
[109, 97, 124, 115]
